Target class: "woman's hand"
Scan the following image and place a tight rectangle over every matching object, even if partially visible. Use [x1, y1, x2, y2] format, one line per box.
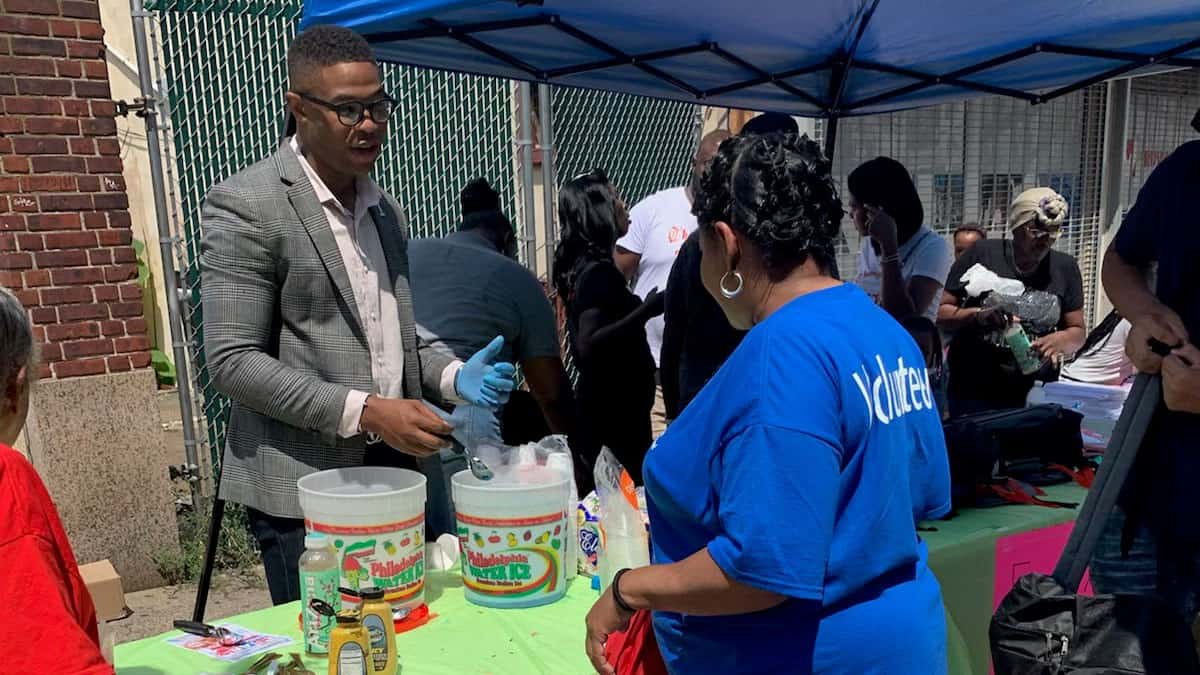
[640, 287, 666, 319]
[865, 205, 899, 254]
[1032, 331, 1077, 361]
[584, 586, 633, 675]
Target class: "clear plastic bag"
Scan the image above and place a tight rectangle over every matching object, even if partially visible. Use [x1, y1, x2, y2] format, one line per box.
[593, 448, 650, 587]
[982, 289, 1062, 336]
[959, 263, 1025, 298]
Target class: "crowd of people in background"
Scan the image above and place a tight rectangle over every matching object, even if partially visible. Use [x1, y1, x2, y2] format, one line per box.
[5, 22, 1200, 675]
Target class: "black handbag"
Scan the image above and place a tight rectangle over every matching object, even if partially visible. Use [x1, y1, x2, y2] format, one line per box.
[990, 374, 1200, 674]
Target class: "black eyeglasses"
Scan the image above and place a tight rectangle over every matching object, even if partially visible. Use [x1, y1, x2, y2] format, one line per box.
[297, 92, 397, 127]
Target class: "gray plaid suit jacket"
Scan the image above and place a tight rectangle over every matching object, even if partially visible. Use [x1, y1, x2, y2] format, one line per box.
[200, 142, 455, 518]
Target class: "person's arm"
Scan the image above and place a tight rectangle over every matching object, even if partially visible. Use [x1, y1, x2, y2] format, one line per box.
[1103, 245, 1165, 325]
[614, 247, 640, 282]
[521, 356, 576, 435]
[877, 255, 918, 319]
[585, 423, 836, 674]
[575, 293, 663, 361]
[1103, 156, 1189, 373]
[903, 234, 954, 319]
[937, 290, 1008, 332]
[200, 183, 353, 445]
[865, 207, 918, 318]
[660, 242, 691, 421]
[1033, 309, 1087, 361]
[614, 197, 652, 282]
[1103, 244, 1188, 373]
[573, 263, 664, 361]
[418, 331, 460, 406]
[935, 245, 1008, 332]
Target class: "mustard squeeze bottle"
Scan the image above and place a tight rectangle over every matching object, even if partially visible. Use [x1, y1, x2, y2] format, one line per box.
[328, 611, 371, 675]
[359, 587, 397, 674]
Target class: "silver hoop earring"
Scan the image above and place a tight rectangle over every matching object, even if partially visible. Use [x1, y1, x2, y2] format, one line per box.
[719, 270, 744, 299]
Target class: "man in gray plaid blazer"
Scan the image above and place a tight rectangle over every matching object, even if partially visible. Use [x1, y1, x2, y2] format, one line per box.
[200, 25, 514, 604]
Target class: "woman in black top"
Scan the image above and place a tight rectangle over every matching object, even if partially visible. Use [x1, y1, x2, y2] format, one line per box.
[938, 187, 1086, 417]
[552, 170, 662, 490]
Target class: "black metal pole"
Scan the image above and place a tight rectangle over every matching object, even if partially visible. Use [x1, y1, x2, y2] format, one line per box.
[824, 114, 839, 160]
[191, 496, 225, 622]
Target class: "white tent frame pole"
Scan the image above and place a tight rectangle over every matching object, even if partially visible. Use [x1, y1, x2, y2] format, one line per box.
[517, 82, 538, 269]
[537, 83, 556, 280]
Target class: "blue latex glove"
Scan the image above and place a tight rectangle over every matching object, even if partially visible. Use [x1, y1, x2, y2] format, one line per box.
[455, 335, 516, 410]
[423, 401, 501, 450]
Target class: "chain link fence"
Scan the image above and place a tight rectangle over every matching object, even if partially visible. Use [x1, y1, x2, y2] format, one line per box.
[145, 2, 701, 473]
[552, 89, 702, 207]
[548, 88, 701, 382]
[147, 0, 518, 474]
[147, 0, 1192, 476]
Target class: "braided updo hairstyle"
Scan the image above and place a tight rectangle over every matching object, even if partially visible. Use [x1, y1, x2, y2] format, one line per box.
[692, 133, 844, 281]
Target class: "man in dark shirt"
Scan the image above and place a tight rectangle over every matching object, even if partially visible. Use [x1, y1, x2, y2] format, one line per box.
[660, 230, 745, 420]
[658, 114, 798, 421]
[1090, 138, 1200, 625]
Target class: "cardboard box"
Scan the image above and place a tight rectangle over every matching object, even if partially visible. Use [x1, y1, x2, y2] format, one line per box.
[79, 560, 126, 622]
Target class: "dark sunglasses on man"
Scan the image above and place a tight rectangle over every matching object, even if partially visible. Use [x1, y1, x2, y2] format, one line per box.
[296, 92, 397, 127]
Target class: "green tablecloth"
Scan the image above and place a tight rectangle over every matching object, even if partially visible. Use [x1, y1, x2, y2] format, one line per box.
[115, 483, 1085, 675]
[923, 483, 1085, 675]
[116, 571, 597, 674]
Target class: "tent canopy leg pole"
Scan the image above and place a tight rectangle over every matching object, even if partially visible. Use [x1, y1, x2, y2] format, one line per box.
[824, 115, 839, 160]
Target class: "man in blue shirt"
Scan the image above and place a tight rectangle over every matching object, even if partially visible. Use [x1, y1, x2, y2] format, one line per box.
[408, 179, 574, 441]
[1090, 135, 1200, 625]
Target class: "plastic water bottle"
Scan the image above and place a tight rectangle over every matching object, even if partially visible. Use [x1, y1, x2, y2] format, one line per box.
[299, 532, 340, 654]
[546, 452, 579, 581]
[1005, 325, 1043, 375]
[1026, 381, 1046, 407]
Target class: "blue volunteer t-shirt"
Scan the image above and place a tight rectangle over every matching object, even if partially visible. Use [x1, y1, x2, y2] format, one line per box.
[644, 284, 951, 675]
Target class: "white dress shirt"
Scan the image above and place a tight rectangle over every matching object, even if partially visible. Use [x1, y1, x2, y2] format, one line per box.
[289, 137, 461, 438]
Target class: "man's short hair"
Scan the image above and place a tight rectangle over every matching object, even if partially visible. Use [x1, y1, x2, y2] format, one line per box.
[461, 178, 501, 217]
[288, 24, 376, 91]
[953, 223, 986, 238]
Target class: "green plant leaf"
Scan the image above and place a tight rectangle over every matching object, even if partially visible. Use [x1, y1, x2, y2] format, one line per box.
[151, 349, 176, 386]
[132, 239, 151, 290]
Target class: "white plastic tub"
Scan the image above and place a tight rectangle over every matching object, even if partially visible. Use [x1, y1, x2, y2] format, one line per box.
[298, 467, 427, 613]
[452, 468, 569, 609]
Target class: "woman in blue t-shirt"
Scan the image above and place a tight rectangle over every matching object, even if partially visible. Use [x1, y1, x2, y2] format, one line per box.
[584, 133, 952, 675]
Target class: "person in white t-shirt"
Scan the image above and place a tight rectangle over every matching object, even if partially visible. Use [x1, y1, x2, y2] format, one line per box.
[848, 156, 953, 322]
[615, 129, 730, 436]
[1061, 310, 1135, 385]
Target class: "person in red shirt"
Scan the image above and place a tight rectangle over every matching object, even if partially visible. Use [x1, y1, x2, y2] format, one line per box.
[0, 287, 113, 673]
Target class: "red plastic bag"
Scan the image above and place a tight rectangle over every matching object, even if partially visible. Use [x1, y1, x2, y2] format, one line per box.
[603, 609, 667, 675]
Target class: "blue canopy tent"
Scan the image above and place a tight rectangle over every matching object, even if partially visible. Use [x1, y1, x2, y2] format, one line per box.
[300, 0, 1200, 153]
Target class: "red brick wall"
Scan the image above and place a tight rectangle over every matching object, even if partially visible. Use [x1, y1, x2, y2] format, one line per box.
[0, 0, 152, 379]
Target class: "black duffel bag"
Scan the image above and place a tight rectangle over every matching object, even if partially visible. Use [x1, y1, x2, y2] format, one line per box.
[990, 375, 1200, 674]
[945, 404, 1088, 509]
